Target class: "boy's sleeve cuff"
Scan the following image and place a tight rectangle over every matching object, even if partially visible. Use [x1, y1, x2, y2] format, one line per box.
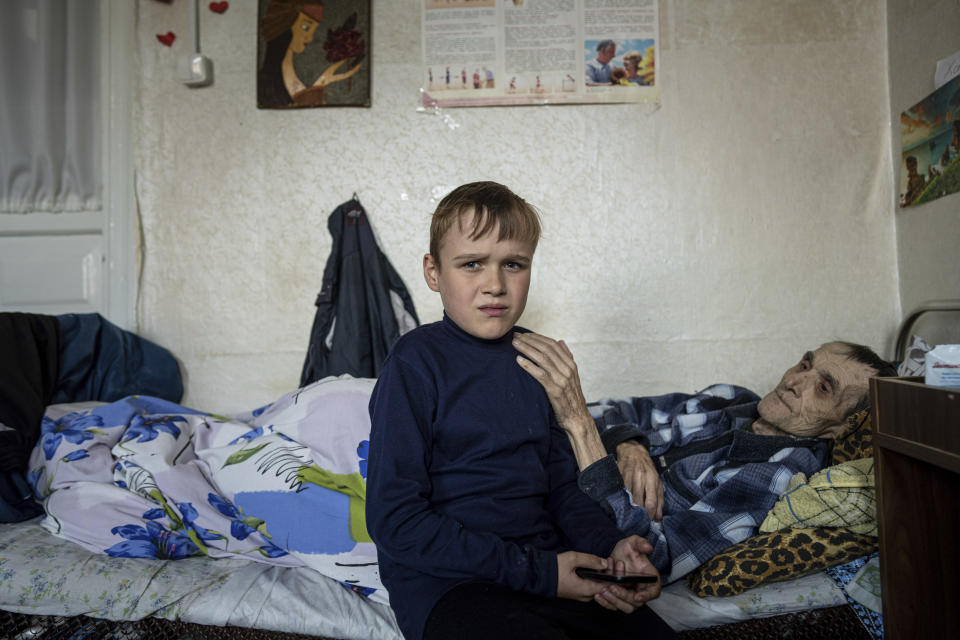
[599, 424, 650, 455]
[527, 547, 559, 597]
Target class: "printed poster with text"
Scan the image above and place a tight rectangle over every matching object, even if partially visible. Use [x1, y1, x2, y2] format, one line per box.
[421, 0, 659, 108]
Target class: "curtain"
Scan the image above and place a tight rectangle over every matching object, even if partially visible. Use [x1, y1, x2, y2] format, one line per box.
[0, 1, 101, 213]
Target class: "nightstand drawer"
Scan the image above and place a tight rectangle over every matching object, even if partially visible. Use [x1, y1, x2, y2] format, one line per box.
[871, 377, 960, 468]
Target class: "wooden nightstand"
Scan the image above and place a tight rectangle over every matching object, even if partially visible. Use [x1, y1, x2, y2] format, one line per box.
[870, 376, 960, 639]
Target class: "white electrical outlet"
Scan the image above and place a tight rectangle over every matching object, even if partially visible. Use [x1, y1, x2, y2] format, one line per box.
[178, 54, 213, 87]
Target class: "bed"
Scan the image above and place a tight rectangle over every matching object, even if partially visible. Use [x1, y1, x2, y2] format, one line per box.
[0, 383, 861, 640]
[0, 517, 856, 639]
[0, 515, 862, 639]
[3, 304, 958, 639]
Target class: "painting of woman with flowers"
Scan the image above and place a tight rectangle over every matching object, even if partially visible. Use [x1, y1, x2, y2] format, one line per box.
[257, 0, 370, 108]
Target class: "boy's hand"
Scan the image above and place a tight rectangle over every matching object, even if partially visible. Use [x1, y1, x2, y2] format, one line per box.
[616, 441, 665, 521]
[512, 333, 593, 433]
[556, 551, 610, 602]
[558, 549, 659, 614]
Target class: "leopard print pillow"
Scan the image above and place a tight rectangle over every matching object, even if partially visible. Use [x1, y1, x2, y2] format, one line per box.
[686, 526, 877, 597]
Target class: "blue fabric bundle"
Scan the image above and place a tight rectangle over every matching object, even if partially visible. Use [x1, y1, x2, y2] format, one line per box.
[0, 312, 182, 521]
[53, 313, 183, 405]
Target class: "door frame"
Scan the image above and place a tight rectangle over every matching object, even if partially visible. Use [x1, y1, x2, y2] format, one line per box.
[101, 0, 136, 330]
[0, 1, 136, 328]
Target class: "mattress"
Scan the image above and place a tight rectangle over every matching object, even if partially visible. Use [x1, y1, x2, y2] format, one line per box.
[0, 519, 401, 640]
[0, 518, 846, 637]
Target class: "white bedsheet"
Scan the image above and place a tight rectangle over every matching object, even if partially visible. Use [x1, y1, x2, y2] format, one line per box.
[1, 518, 846, 637]
[649, 572, 847, 631]
[0, 519, 401, 640]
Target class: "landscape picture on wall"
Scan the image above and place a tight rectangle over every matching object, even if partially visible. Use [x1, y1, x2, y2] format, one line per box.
[899, 75, 960, 207]
[257, 0, 370, 109]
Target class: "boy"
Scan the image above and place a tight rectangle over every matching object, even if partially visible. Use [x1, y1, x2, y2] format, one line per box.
[366, 182, 674, 640]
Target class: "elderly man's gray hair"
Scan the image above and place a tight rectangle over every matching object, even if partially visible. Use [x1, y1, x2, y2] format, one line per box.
[836, 341, 897, 420]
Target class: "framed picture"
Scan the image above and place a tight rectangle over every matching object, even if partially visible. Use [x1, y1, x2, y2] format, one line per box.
[899, 75, 960, 207]
[257, 0, 370, 109]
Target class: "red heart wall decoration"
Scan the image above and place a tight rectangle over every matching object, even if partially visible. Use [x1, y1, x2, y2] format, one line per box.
[157, 32, 176, 46]
[209, 1, 229, 13]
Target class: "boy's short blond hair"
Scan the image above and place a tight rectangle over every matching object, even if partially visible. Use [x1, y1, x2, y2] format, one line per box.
[429, 181, 542, 264]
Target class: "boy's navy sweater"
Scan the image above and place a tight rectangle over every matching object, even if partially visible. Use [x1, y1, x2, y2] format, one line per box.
[366, 315, 625, 640]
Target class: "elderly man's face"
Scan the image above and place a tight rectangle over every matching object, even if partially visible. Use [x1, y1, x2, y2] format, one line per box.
[754, 342, 875, 439]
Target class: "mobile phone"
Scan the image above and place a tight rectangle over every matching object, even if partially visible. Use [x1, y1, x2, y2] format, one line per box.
[575, 567, 658, 584]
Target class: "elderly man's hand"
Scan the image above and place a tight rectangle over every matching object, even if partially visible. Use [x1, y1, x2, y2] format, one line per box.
[512, 333, 593, 433]
[513, 332, 608, 470]
[616, 441, 664, 521]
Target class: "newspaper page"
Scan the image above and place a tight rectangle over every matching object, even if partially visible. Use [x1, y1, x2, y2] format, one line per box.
[422, 0, 659, 108]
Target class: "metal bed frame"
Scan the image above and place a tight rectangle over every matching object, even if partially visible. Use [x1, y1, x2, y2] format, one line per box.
[894, 299, 960, 362]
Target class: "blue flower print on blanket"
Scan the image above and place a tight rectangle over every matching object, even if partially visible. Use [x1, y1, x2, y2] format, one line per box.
[357, 440, 369, 479]
[207, 493, 257, 540]
[229, 425, 270, 445]
[227, 424, 292, 446]
[39, 412, 101, 460]
[91, 395, 205, 426]
[207, 493, 288, 558]
[32, 413, 107, 498]
[106, 520, 200, 559]
[122, 415, 185, 444]
[32, 378, 388, 604]
[177, 501, 228, 548]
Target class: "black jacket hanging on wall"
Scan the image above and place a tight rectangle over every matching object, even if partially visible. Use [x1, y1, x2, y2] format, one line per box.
[300, 197, 419, 386]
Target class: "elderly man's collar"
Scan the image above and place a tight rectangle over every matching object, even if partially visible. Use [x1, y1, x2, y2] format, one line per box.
[729, 426, 829, 463]
[749, 417, 837, 438]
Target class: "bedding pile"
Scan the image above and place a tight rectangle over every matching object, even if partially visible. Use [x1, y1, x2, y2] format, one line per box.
[27, 376, 386, 604]
[10, 374, 866, 637]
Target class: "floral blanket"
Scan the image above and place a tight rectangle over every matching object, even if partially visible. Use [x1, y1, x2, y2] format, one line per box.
[27, 376, 386, 604]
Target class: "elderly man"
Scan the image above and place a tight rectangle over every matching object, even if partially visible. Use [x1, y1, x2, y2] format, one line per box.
[513, 338, 895, 583]
[586, 40, 617, 85]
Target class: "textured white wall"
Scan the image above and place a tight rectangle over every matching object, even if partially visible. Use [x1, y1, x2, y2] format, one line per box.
[134, 0, 900, 413]
[887, 0, 960, 317]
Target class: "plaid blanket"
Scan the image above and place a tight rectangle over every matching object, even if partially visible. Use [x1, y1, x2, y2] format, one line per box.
[581, 384, 831, 583]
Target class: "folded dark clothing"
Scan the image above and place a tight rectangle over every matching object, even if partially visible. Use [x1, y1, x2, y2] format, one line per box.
[0, 313, 59, 472]
[53, 313, 183, 405]
[0, 470, 43, 522]
[0, 312, 183, 475]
